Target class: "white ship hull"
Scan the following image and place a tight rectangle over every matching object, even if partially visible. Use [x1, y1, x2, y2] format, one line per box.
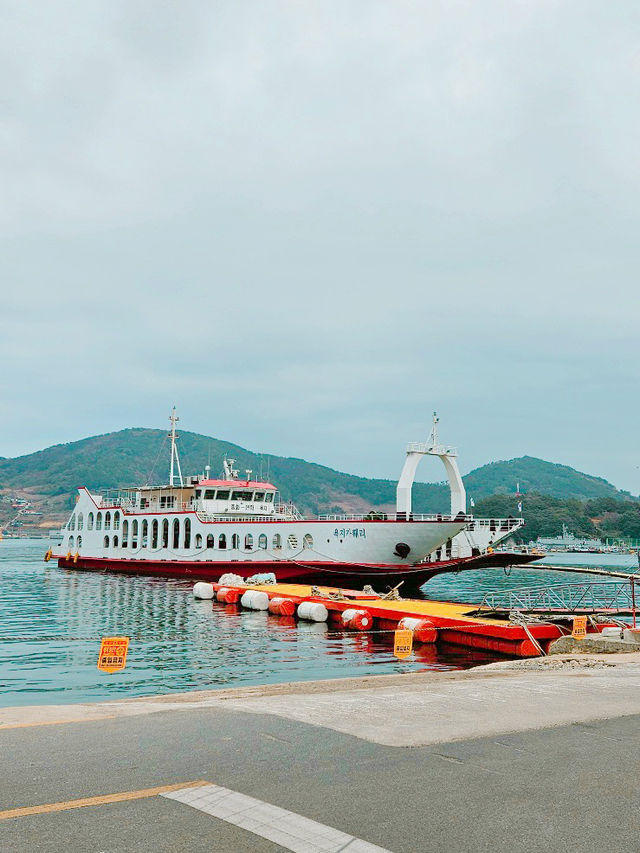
[53, 490, 467, 588]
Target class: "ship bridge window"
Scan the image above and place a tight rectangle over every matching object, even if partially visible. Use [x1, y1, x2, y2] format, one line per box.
[204, 490, 216, 500]
[216, 490, 229, 500]
[253, 492, 265, 502]
[231, 491, 253, 502]
[195, 490, 202, 499]
[265, 493, 274, 503]
[88, 513, 94, 530]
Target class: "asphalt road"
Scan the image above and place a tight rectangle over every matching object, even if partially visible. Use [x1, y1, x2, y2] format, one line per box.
[1, 704, 638, 852]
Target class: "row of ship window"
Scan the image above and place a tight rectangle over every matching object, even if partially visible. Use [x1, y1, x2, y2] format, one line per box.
[67, 518, 313, 552]
[67, 511, 120, 531]
[196, 489, 274, 503]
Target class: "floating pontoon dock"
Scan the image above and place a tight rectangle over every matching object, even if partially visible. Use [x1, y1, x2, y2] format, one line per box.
[196, 581, 619, 658]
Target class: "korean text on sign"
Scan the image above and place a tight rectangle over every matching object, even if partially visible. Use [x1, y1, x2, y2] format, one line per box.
[393, 628, 413, 659]
[571, 617, 587, 640]
[97, 636, 130, 673]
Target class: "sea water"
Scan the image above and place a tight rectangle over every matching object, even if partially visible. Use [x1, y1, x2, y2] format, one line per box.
[0, 539, 636, 707]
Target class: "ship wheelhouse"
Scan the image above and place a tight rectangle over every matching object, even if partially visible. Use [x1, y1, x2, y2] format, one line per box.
[194, 479, 278, 518]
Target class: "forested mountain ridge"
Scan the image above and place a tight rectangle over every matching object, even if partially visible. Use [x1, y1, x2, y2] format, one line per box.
[0, 428, 635, 538]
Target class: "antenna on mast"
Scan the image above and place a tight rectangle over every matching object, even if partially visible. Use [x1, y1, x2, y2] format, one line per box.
[168, 407, 183, 487]
[429, 411, 440, 448]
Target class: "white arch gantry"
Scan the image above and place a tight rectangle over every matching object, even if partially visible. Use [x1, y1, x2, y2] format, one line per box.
[396, 413, 466, 518]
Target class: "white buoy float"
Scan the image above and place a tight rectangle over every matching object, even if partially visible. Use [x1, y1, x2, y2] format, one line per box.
[240, 590, 270, 611]
[297, 601, 328, 622]
[193, 582, 215, 600]
[341, 608, 372, 630]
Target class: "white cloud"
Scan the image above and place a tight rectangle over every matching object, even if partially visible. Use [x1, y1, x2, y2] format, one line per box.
[1, 0, 638, 491]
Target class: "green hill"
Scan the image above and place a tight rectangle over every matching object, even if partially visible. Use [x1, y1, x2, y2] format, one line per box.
[0, 428, 447, 529]
[0, 428, 634, 536]
[464, 456, 631, 502]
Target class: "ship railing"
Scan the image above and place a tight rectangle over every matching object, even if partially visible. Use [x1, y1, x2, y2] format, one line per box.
[406, 441, 458, 456]
[97, 491, 137, 510]
[274, 501, 303, 520]
[466, 517, 524, 531]
[316, 513, 523, 527]
[195, 512, 301, 523]
[98, 497, 196, 513]
[478, 580, 638, 613]
[193, 503, 302, 521]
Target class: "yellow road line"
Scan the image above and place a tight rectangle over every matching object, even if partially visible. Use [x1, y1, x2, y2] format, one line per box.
[0, 780, 209, 822]
[0, 716, 116, 731]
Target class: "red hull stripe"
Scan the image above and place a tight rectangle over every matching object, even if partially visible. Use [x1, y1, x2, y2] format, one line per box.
[57, 556, 443, 587]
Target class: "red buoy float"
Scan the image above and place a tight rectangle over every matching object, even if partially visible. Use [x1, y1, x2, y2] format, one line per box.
[216, 587, 240, 604]
[268, 597, 296, 616]
[397, 617, 437, 644]
[341, 608, 373, 631]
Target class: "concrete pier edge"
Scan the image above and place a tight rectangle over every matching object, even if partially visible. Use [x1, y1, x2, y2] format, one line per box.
[2, 652, 640, 747]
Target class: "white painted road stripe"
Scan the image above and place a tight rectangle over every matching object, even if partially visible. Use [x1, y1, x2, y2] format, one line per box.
[162, 783, 393, 853]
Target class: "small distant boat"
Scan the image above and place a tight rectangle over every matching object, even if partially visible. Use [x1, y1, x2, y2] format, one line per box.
[534, 524, 607, 554]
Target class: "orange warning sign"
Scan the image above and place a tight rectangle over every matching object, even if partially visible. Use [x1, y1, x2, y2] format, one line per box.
[97, 636, 129, 673]
[394, 628, 413, 659]
[571, 616, 587, 639]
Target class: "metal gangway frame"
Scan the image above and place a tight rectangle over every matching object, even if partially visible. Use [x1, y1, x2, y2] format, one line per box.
[477, 579, 639, 616]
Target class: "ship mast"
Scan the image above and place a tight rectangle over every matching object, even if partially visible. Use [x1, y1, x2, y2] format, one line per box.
[168, 407, 183, 487]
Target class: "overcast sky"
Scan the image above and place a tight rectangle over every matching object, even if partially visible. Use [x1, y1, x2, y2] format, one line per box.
[1, 1, 638, 492]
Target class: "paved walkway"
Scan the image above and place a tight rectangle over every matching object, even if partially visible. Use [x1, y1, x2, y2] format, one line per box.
[1, 656, 639, 851]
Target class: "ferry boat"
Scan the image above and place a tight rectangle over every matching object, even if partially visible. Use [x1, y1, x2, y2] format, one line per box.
[50, 411, 533, 589]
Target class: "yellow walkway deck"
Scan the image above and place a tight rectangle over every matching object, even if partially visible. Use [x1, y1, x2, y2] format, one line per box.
[251, 583, 509, 627]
